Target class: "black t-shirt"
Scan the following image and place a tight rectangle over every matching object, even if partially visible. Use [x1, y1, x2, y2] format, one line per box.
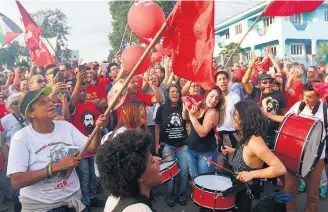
[251, 87, 287, 136]
[155, 104, 187, 147]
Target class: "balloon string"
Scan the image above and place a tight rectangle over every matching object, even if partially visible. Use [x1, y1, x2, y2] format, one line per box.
[128, 31, 133, 45]
[119, 24, 128, 52]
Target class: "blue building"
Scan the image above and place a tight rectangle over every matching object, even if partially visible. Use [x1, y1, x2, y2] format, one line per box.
[214, 1, 328, 66]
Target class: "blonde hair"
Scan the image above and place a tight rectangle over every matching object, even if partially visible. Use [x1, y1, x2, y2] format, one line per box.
[5, 92, 24, 112]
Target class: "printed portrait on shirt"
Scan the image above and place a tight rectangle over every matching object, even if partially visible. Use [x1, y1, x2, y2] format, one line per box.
[262, 96, 279, 115]
[82, 110, 95, 133]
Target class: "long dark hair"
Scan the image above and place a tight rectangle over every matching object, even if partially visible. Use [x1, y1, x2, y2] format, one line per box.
[164, 84, 182, 107]
[234, 100, 267, 144]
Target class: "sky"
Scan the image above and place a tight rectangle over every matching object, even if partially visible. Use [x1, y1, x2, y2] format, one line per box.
[0, 0, 263, 62]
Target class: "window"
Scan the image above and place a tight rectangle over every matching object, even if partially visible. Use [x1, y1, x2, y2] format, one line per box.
[290, 14, 302, 24]
[324, 9, 328, 22]
[291, 44, 303, 56]
[246, 52, 252, 61]
[263, 17, 275, 27]
[235, 24, 242, 35]
[225, 30, 230, 40]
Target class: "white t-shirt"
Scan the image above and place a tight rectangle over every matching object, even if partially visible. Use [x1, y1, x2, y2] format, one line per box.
[144, 83, 166, 126]
[217, 91, 241, 132]
[104, 196, 152, 212]
[7, 121, 88, 204]
[1, 113, 20, 146]
[286, 101, 327, 159]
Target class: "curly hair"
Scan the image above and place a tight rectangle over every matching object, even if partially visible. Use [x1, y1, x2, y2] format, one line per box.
[96, 130, 151, 198]
[164, 84, 182, 107]
[234, 101, 267, 144]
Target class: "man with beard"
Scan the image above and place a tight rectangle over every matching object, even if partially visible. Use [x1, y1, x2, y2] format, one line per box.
[69, 73, 103, 209]
[85, 66, 107, 110]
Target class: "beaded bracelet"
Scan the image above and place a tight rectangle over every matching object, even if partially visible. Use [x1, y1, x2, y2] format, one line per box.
[46, 164, 53, 177]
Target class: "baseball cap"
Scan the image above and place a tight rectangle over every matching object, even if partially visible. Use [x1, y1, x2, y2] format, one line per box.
[258, 74, 273, 81]
[232, 69, 245, 80]
[20, 87, 52, 117]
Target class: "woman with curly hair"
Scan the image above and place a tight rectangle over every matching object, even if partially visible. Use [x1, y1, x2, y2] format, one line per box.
[222, 100, 286, 212]
[182, 86, 226, 178]
[96, 130, 161, 212]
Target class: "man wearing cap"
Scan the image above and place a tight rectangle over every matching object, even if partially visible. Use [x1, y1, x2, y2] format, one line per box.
[241, 57, 286, 150]
[215, 71, 241, 167]
[6, 87, 108, 212]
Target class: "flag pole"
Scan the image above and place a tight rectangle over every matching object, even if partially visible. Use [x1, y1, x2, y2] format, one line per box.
[223, 0, 273, 68]
[64, 21, 168, 179]
[44, 37, 61, 63]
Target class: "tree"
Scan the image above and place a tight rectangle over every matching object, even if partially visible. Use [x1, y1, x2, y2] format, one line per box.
[0, 41, 30, 69]
[107, 1, 175, 61]
[317, 42, 328, 63]
[219, 42, 245, 65]
[32, 9, 71, 62]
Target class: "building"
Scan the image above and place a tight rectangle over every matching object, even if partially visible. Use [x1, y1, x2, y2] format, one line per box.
[60, 50, 80, 62]
[214, 1, 328, 66]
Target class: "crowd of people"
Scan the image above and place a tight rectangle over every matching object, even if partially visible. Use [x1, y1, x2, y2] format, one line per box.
[0, 47, 327, 212]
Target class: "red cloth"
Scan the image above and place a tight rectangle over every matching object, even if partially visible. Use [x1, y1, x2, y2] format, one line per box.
[16, 1, 55, 66]
[262, 0, 324, 16]
[163, 0, 215, 90]
[254, 58, 271, 74]
[312, 82, 328, 104]
[86, 84, 106, 101]
[186, 94, 204, 103]
[0, 103, 9, 119]
[286, 81, 303, 109]
[71, 101, 101, 158]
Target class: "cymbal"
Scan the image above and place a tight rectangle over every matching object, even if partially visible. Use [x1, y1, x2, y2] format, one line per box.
[107, 79, 128, 110]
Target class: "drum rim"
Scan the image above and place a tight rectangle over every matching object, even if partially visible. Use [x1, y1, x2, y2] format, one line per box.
[193, 172, 233, 193]
[192, 200, 236, 211]
[160, 159, 178, 173]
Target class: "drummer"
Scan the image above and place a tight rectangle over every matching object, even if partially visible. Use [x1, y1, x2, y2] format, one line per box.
[222, 100, 286, 212]
[262, 81, 327, 212]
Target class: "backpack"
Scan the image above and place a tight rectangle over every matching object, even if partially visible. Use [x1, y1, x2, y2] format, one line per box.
[112, 195, 155, 212]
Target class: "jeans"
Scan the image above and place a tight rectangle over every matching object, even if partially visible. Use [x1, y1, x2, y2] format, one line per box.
[186, 148, 218, 179]
[162, 144, 188, 200]
[76, 157, 97, 207]
[285, 159, 324, 212]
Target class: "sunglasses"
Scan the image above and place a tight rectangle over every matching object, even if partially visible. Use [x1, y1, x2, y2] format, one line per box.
[11, 100, 19, 106]
[261, 80, 273, 85]
[36, 79, 47, 84]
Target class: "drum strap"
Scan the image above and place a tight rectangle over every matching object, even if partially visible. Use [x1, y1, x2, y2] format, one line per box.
[112, 195, 155, 212]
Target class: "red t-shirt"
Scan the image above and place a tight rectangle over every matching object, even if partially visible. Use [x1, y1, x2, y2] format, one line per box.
[0, 104, 9, 119]
[286, 81, 303, 109]
[86, 84, 106, 101]
[71, 101, 101, 157]
[116, 92, 153, 121]
[98, 76, 111, 90]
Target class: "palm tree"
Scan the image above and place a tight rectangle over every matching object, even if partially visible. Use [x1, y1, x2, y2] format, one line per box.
[317, 42, 328, 63]
[219, 42, 245, 66]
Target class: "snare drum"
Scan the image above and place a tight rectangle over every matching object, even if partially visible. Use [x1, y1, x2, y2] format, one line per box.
[192, 173, 236, 210]
[274, 113, 324, 177]
[160, 159, 179, 184]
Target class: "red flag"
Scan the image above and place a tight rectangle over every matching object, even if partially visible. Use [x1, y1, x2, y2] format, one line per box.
[312, 82, 328, 104]
[262, 0, 324, 16]
[254, 58, 271, 74]
[16, 1, 55, 66]
[163, 0, 215, 90]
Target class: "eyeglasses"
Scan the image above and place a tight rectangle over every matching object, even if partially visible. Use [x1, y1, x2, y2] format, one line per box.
[261, 80, 273, 85]
[11, 100, 19, 106]
[36, 79, 47, 84]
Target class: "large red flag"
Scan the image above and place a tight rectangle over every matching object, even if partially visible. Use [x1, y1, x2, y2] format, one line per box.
[16, 1, 55, 66]
[163, 0, 215, 90]
[262, 0, 324, 16]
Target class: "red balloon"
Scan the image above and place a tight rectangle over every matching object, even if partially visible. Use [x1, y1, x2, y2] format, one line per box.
[127, 1, 165, 39]
[151, 52, 163, 63]
[121, 45, 151, 75]
[154, 44, 165, 55]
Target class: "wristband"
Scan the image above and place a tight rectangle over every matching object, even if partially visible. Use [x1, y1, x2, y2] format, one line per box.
[46, 164, 53, 177]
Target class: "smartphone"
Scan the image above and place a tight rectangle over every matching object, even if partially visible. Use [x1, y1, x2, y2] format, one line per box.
[78, 65, 86, 72]
[67, 146, 79, 156]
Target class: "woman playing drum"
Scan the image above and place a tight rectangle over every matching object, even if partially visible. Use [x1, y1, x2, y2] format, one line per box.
[222, 100, 286, 212]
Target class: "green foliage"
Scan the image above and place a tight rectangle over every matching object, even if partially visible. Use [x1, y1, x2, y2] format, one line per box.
[317, 42, 328, 63]
[107, 0, 175, 61]
[32, 9, 71, 62]
[0, 41, 30, 69]
[219, 42, 245, 58]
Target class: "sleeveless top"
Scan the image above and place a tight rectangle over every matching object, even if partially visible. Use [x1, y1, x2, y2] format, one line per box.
[231, 145, 259, 173]
[185, 111, 217, 152]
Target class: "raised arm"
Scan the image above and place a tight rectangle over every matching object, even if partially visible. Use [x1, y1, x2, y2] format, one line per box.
[188, 108, 218, 138]
[241, 57, 256, 95]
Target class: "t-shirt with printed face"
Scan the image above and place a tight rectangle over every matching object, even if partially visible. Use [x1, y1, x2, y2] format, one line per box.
[155, 104, 187, 147]
[250, 87, 286, 136]
[7, 121, 88, 204]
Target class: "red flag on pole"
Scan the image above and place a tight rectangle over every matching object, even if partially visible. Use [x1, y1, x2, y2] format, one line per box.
[163, 0, 215, 90]
[262, 0, 324, 16]
[16, 1, 55, 66]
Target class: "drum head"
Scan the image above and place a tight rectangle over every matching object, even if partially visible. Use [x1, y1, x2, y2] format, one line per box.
[194, 175, 232, 192]
[160, 160, 176, 172]
[301, 120, 323, 177]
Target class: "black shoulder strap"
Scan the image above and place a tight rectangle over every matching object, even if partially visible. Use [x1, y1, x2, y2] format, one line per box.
[112, 195, 154, 212]
[323, 104, 328, 135]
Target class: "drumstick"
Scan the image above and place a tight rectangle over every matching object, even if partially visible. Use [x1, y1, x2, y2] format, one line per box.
[161, 145, 186, 161]
[199, 155, 253, 199]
